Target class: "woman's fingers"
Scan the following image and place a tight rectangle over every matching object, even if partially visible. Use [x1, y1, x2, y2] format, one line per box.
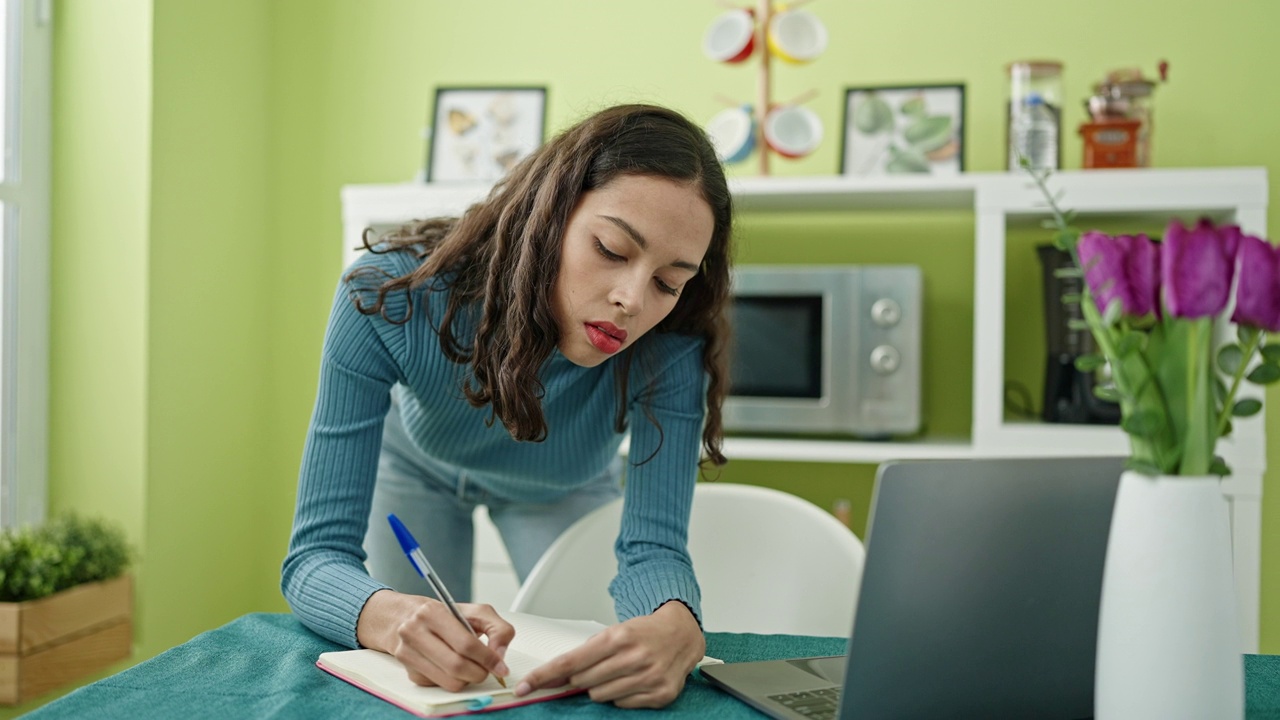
[395, 600, 509, 689]
[462, 602, 516, 668]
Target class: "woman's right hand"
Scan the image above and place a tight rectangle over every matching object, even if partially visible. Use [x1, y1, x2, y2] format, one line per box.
[357, 589, 515, 691]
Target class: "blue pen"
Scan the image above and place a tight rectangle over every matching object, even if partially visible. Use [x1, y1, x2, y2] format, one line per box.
[387, 513, 508, 688]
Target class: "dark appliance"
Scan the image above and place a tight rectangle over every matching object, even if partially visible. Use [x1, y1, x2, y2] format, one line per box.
[1037, 245, 1121, 425]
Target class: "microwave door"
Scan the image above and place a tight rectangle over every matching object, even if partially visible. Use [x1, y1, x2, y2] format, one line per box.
[725, 291, 843, 434]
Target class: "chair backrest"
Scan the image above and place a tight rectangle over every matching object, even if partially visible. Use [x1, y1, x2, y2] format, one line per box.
[509, 482, 866, 637]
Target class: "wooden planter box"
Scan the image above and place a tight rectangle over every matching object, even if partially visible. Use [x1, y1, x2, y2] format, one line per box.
[0, 574, 133, 704]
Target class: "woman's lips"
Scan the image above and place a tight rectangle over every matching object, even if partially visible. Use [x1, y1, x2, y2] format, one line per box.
[585, 322, 627, 354]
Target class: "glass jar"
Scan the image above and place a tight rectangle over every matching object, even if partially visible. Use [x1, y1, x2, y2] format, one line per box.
[1088, 71, 1157, 167]
[1007, 60, 1064, 171]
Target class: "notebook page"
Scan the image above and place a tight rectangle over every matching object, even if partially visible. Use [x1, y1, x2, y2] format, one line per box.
[501, 612, 608, 659]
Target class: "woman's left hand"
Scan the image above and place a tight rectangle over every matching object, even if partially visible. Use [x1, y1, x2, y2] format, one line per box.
[514, 600, 706, 708]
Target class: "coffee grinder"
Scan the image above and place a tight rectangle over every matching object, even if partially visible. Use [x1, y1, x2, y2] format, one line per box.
[1037, 245, 1122, 424]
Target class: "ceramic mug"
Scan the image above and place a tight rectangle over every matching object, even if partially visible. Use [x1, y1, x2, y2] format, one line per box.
[703, 9, 756, 63]
[767, 8, 827, 64]
[763, 104, 822, 158]
[706, 105, 756, 164]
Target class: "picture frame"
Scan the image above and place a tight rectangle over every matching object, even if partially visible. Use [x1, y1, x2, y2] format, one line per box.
[425, 86, 548, 182]
[840, 83, 965, 176]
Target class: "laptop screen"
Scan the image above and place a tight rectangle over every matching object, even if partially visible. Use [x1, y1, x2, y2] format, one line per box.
[841, 456, 1122, 719]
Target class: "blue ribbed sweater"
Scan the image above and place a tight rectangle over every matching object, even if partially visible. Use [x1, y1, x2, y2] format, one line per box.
[281, 249, 706, 648]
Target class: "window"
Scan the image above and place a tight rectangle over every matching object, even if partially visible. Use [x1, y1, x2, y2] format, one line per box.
[0, 0, 51, 528]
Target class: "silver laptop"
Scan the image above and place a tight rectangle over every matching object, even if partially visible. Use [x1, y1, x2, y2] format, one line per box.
[701, 456, 1123, 720]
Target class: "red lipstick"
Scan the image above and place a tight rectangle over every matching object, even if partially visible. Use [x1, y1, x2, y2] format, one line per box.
[585, 322, 627, 354]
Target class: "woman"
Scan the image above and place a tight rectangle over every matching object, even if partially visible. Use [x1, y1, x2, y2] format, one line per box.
[281, 103, 734, 708]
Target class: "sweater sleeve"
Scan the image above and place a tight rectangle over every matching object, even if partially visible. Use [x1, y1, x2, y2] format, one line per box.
[280, 263, 406, 647]
[608, 333, 707, 625]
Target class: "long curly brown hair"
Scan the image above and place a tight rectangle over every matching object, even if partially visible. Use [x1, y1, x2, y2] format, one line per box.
[350, 103, 733, 467]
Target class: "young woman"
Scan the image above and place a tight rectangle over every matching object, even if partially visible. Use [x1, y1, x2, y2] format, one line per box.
[281, 103, 734, 708]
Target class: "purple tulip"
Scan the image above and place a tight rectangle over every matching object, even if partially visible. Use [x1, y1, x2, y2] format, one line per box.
[1161, 219, 1240, 318]
[1077, 230, 1160, 318]
[1232, 234, 1280, 331]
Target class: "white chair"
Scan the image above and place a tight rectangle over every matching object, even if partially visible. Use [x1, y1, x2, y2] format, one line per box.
[509, 482, 865, 637]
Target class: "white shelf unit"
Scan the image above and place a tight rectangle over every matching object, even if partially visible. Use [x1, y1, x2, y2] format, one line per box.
[341, 167, 1269, 649]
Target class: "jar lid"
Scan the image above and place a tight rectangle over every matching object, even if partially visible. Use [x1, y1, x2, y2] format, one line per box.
[1096, 80, 1156, 98]
[1006, 60, 1064, 77]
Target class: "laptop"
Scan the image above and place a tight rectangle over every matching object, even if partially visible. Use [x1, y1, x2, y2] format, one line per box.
[701, 456, 1123, 720]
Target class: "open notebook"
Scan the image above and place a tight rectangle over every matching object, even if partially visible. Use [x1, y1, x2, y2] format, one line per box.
[317, 611, 723, 718]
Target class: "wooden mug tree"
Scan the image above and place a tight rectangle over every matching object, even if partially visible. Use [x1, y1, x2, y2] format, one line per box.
[712, 0, 823, 175]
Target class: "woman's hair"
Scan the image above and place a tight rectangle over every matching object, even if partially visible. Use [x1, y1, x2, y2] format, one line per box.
[352, 103, 733, 467]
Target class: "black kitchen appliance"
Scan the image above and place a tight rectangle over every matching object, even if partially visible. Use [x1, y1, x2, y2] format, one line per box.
[1037, 245, 1122, 424]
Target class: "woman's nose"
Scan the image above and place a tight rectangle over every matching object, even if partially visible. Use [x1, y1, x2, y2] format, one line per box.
[610, 277, 644, 317]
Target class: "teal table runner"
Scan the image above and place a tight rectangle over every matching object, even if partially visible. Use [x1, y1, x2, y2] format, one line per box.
[25, 613, 1280, 719]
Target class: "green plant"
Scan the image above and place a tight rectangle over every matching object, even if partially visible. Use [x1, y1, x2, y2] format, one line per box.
[0, 514, 133, 602]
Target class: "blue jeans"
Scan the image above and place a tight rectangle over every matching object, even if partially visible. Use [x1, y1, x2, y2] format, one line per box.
[363, 399, 623, 603]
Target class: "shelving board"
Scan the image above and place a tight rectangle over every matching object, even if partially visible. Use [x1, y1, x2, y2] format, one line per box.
[340, 167, 1270, 468]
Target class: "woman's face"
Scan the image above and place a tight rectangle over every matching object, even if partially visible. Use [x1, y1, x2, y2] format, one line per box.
[553, 174, 715, 367]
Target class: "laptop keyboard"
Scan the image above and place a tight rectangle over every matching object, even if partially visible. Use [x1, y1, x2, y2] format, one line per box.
[767, 687, 842, 719]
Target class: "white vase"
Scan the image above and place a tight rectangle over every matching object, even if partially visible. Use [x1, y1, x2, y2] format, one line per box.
[1094, 470, 1244, 719]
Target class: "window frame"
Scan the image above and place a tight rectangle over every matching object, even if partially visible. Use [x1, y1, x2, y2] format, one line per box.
[0, 0, 51, 529]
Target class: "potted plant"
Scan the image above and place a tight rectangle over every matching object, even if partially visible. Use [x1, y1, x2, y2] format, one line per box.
[1026, 162, 1275, 719]
[0, 513, 134, 704]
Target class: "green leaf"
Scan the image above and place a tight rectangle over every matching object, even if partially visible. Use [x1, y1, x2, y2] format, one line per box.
[1130, 375, 1152, 403]
[1247, 363, 1280, 384]
[1261, 344, 1280, 365]
[1074, 354, 1106, 372]
[1101, 299, 1123, 326]
[1054, 229, 1080, 252]
[1238, 325, 1262, 347]
[1209, 456, 1232, 476]
[1123, 458, 1163, 476]
[1232, 398, 1263, 417]
[1214, 375, 1228, 403]
[1060, 293, 1082, 305]
[1217, 344, 1245, 375]
[1116, 332, 1142, 357]
[1121, 410, 1163, 439]
[1067, 319, 1090, 332]
[1093, 385, 1122, 402]
[1052, 267, 1083, 279]
[900, 95, 927, 119]
[853, 94, 894, 134]
[885, 144, 930, 173]
[906, 114, 957, 151]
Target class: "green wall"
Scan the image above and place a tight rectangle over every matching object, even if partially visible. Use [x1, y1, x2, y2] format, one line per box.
[26, 0, 1280, 712]
[32, 2, 273, 714]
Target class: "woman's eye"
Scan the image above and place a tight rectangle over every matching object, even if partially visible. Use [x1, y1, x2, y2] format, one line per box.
[594, 240, 624, 261]
[655, 278, 680, 297]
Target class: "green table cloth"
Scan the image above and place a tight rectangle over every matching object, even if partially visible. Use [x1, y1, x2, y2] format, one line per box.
[26, 613, 1280, 719]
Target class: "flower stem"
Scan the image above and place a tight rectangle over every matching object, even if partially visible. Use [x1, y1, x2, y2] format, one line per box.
[1216, 330, 1263, 438]
[1181, 318, 1215, 475]
[1025, 167, 1072, 231]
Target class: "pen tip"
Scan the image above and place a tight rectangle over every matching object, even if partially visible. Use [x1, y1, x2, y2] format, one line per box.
[497, 676, 507, 688]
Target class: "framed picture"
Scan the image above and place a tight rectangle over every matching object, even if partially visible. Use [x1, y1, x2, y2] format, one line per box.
[426, 86, 547, 182]
[840, 84, 965, 176]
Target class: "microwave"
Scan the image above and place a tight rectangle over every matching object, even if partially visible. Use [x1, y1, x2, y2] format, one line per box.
[723, 265, 922, 438]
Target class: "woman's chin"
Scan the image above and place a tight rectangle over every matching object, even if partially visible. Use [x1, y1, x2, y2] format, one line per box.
[557, 341, 610, 368]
